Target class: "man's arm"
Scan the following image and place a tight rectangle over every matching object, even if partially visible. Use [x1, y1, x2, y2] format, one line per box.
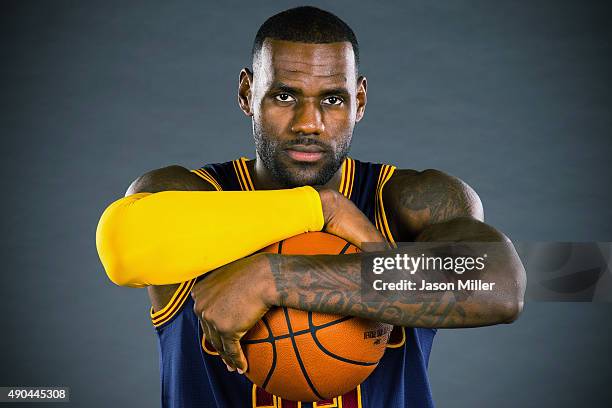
[121, 165, 217, 311]
[97, 165, 385, 287]
[265, 169, 525, 327]
[191, 169, 526, 372]
[96, 171, 326, 287]
[112, 165, 383, 311]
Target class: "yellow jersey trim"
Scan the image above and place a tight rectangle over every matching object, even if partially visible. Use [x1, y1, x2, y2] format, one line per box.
[374, 164, 407, 349]
[375, 165, 397, 245]
[340, 158, 355, 199]
[339, 159, 347, 195]
[251, 384, 281, 408]
[234, 157, 351, 197]
[239, 157, 255, 190]
[150, 278, 197, 327]
[337, 158, 355, 199]
[232, 160, 247, 191]
[314, 397, 339, 407]
[233, 158, 256, 192]
[191, 168, 223, 191]
[201, 334, 220, 356]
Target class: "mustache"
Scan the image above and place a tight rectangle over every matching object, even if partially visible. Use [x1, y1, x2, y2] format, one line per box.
[283, 138, 330, 150]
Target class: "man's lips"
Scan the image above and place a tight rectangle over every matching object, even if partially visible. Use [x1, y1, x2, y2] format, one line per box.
[285, 145, 326, 162]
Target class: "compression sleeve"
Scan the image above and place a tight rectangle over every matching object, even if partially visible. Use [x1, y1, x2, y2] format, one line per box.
[96, 186, 324, 287]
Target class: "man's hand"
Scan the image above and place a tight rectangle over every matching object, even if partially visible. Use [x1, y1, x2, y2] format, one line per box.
[318, 189, 386, 247]
[191, 190, 385, 374]
[191, 253, 275, 374]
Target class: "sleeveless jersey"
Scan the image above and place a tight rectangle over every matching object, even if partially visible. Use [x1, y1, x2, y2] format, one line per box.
[151, 157, 436, 407]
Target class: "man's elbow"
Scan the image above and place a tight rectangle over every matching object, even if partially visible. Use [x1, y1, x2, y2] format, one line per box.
[494, 246, 526, 324]
[495, 294, 524, 324]
[99, 254, 145, 288]
[96, 200, 146, 288]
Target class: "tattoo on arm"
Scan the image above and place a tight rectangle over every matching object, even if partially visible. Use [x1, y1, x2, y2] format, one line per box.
[399, 175, 479, 224]
[387, 170, 484, 240]
[267, 250, 496, 328]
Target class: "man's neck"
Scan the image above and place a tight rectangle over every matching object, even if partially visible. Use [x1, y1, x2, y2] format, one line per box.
[246, 157, 343, 191]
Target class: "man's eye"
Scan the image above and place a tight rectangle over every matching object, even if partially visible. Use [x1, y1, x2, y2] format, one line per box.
[323, 96, 343, 106]
[275, 94, 295, 102]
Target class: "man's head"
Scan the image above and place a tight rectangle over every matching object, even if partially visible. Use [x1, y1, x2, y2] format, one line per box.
[238, 6, 367, 188]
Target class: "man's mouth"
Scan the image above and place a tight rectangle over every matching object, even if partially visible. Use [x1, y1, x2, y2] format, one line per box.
[285, 145, 326, 162]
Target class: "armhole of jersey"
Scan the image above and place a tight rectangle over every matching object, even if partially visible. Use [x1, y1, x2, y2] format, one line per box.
[149, 168, 223, 328]
[191, 168, 223, 191]
[375, 164, 407, 349]
[150, 279, 197, 328]
[375, 164, 397, 245]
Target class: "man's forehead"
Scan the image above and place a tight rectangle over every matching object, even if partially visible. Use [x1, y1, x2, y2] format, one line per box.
[256, 38, 356, 84]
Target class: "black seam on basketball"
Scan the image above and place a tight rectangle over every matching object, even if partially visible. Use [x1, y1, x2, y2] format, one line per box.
[261, 316, 277, 390]
[339, 242, 352, 254]
[308, 312, 378, 366]
[311, 315, 354, 329]
[241, 316, 354, 345]
[283, 307, 325, 401]
[242, 328, 309, 344]
[277, 240, 283, 254]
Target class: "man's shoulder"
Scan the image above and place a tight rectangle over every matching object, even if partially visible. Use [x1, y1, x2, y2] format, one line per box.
[126, 165, 214, 195]
[387, 168, 479, 202]
[383, 168, 484, 237]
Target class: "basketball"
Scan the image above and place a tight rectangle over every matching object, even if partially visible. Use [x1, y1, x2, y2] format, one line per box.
[242, 232, 393, 402]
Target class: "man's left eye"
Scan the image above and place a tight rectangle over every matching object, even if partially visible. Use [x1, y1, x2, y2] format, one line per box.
[323, 96, 343, 106]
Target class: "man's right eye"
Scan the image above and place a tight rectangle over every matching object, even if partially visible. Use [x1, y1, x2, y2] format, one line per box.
[274, 93, 295, 102]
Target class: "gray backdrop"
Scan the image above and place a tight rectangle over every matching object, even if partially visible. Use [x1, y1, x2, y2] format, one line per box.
[1, 0, 611, 407]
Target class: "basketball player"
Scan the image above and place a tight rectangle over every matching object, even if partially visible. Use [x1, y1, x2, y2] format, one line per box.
[96, 7, 525, 407]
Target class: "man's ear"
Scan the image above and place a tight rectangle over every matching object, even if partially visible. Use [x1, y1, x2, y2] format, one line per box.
[238, 68, 254, 117]
[355, 75, 367, 123]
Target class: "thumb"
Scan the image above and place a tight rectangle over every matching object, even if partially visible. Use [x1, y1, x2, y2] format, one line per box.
[221, 336, 248, 374]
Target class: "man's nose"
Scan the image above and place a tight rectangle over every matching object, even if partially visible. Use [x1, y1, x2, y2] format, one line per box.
[291, 100, 325, 135]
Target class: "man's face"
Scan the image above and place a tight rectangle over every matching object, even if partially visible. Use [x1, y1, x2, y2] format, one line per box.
[243, 39, 366, 187]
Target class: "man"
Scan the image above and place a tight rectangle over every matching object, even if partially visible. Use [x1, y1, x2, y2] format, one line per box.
[96, 6, 525, 407]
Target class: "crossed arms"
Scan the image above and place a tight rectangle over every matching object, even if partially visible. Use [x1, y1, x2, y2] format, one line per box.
[96, 165, 526, 373]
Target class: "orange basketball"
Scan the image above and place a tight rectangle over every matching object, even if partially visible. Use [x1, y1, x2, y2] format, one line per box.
[242, 232, 392, 402]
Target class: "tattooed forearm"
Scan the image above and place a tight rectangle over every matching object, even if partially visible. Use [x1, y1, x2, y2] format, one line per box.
[265, 239, 521, 328]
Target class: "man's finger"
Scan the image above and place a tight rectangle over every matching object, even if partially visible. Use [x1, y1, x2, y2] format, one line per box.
[221, 336, 248, 374]
[204, 321, 234, 370]
[199, 320, 218, 353]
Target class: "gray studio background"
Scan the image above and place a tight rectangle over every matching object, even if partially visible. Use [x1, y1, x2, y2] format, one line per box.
[2, 1, 611, 407]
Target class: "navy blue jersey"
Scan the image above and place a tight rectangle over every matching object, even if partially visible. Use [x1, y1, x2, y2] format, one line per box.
[151, 157, 436, 407]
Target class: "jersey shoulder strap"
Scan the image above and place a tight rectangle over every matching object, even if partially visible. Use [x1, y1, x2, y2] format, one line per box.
[191, 157, 253, 191]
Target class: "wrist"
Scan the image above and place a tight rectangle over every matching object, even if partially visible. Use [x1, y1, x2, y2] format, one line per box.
[257, 252, 282, 307]
[316, 188, 340, 228]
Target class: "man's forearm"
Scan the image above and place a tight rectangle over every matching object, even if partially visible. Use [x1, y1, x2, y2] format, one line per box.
[96, 187, 324, 287]
[264, 218, 525, 328]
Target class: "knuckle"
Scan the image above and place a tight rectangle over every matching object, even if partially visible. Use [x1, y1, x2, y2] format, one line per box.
[215, 322, 231, 335]
[201, 310, 214, 322]
[192, 303, 201, 315]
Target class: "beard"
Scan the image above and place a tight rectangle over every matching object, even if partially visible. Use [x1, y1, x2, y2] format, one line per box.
[253, 122, 352, 188]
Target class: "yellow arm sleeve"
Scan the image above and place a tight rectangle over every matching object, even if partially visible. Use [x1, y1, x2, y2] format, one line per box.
[95, 186, 324, 287]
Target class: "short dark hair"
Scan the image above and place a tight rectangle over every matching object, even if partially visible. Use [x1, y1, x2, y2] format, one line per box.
[252, 6, 360, 71]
